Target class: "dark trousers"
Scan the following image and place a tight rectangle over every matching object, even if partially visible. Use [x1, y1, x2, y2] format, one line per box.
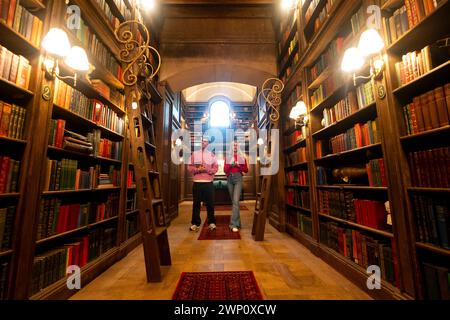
[192, 182, 216, 226]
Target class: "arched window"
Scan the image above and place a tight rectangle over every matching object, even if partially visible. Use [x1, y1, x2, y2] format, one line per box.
[209, 99, 230, 128]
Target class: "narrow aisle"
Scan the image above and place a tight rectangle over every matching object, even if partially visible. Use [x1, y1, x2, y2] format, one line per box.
[71, 201, 372, 300]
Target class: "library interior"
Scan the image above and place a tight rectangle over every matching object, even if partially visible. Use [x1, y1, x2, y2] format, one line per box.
[0, 0, 449, 301]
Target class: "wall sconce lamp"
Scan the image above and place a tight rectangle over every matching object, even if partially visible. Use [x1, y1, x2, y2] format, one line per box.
[41, 28, 91, 87]
[289, 100, 308, 128]
[341, 28, 385, 86]
[281, 0, 299, 10]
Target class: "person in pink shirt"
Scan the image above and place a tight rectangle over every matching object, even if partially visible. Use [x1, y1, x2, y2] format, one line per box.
[187, 138, 218, 231]
[224, 141, 248, 232]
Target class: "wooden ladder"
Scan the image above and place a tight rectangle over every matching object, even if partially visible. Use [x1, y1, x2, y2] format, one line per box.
[126, 83, 171, 282]
[252, 120, 278, 241]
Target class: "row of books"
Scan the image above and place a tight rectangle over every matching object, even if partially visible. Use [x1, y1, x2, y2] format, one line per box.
[319, 189, 355, 221]
[321, 91, 360, 128]
[403, 83, 450, 135]
[382, 0, 441, 45]
[286, 170, 309, 186]
[367, 158, 388, 187]
[316, 119, 380, 157]
[408, 147, 450, 188]
[319, 189, 389, 230]
[69, 13, 122, 81]
[0, 45, 31, 89]
[126, 214, 140, 239]
[286, 146, 307, 166]
[355, 80, 376, 109]
[0, 156, 20, 194]
[350, 1, 382, 36]
[37, 194, 120, 240]
[44, 160, 121, 191]
[286, 189, 310, 209]
[319, 222, 399, 286]
[0, 101, 26, 139]
[280, 37, 299, 73]
[44, 159, 94, 191]
[411, 194, 449, 249]
[0, 0, 43, 47]
[315, 159, 387, 187]
[422, 262, 450, 300]
[310, 0, 338, 36]
[0, 262, 7, 300]
[287, 211, 313, 237]
[310, 73, 340, 108]
[30, 227, 117, 296]
[278, 12, 297, 55]
[310, 36, 345, 83]
[94, 0, 132, 30]
[395, 45, 434, 87]
[0, 206, 15, 251]
[53, 78, 125, 135]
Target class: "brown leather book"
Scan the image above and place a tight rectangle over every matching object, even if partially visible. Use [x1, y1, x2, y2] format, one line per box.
[434, 87, 449, 127]
[445, 84, 450, 121]
[419, 94, 432, 131]
[413, 97, 425, 132]
[426, 91, 440, 129]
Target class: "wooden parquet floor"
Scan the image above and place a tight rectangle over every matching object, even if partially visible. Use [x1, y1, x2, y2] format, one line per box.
[70, 201, 372, 300]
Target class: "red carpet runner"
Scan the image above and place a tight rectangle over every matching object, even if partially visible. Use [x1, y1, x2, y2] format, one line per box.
[172, 271, 263, 300]
[198, 215, 241, 240]
[201, 205, 248, 211]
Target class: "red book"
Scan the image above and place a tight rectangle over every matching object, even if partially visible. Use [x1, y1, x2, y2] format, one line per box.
[81, 237, 89, 266]
[437, 148, 449, 188]
[427, 91, 440, 129]
[378, 159, 388, 187]
[420, 93, 432, 131]
[434, 87, 449, 127]
[55, 119, 65, 148]
[0, 156, 11, 193]
[444, 84, 450, 120]
[6, 0, 16, 27]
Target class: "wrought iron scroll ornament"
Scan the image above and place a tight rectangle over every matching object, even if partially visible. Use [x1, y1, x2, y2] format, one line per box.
[114, 20, 161, 87]
[257, 78, 285, 123]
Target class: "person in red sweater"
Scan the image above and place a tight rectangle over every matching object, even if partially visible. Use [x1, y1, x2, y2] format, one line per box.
[224, 141, 248, 232]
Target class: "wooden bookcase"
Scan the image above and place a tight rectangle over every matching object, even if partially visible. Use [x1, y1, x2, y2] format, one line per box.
[0, 0, 164, 300]
[276, 0, 450, 299]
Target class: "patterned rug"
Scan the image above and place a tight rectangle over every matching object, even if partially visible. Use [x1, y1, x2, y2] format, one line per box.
[201, 205, 249, 211]
[172, 271, 263, 300]
[198, 215, 241, 240]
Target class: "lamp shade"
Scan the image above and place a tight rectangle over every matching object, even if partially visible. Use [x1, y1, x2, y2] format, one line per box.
[65, 46, 90, 72]
[281, 0, 295, 9]
[289, 101, 307, 119]
[358, 29, 384, 57]
[341, 47, 364, 73]
[42, 28, 71, 58]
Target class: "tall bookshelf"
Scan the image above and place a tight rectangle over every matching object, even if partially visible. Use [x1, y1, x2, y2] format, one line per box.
[0, 0, 48, 300]
[0, 0, 163, 300]
[380, 0, 450, 300]
[275, 0, 450, 299]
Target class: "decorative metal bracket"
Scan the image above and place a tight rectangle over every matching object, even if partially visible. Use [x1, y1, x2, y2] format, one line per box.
[114, 20, 161, 87]
[257, 78, 285, 123]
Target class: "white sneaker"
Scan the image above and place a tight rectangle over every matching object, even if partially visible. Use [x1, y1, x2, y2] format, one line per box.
[232, 227, 239, 233]
[190, 225, 200, 232]
[208, 223, 216, 230]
